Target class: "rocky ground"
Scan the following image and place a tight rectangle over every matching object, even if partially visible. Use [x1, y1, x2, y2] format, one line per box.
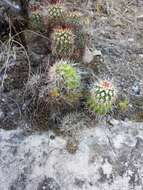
[0, 117, 143, 190]
[0, 0, 143, 189]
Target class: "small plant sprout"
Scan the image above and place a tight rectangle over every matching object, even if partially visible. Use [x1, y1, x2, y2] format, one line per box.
[87, 80, 116, 115]
[118, 97, 129, 112]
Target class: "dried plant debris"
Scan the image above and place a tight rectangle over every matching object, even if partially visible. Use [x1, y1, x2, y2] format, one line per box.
[0, 45, 29, 92]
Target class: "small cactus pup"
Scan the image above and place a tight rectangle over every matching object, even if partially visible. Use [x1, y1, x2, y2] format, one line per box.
[28, 2, 44, 32]
[51, 27, 75, 57]
[118, 97, 129, 112]
[65, 11, 83, 28]
[73, 29, 86, 60]
[86, 80, 116, 115]
[29, 13, 44, 32]
[47, 3, 65, 26]
[47, 60, 82, 105]
[64, 11, 87, 60]
[65, 10, 91, 29]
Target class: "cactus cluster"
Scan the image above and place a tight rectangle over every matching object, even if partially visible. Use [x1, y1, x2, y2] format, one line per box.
[87, 81, 116, 115]
[25, 0, 119, 130]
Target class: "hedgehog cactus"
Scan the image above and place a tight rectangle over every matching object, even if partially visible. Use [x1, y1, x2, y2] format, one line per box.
[73, 29, 86, 60]
[65, 11, 86, 50]
[87, 81, 116, 115]
[75, 29, 86, 48]
[65, 11, 83, 28]
[47, 4, 65, 25]
[28, 0, 44, 31]
[51, 28, 75, 57]
[48, 60, 81, 104]
[30, 13, 44, 31]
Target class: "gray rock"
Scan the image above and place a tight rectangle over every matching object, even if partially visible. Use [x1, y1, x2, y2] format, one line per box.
[0, 108, 5, 120]
[37, 177, 61, 190]
[0, 118, 143, 190]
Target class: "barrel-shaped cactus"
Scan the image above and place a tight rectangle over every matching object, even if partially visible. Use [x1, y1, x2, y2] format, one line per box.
[87, 81, 116, 115]
[65, 11, 86, 49]
[73, 29, 86, 60]
[65, 11, 83, 28]
[48, 60, 81, 104]
[51, 28, 75, 57]
[29, 13, 44, 31]
[47, 4, 65, 25]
